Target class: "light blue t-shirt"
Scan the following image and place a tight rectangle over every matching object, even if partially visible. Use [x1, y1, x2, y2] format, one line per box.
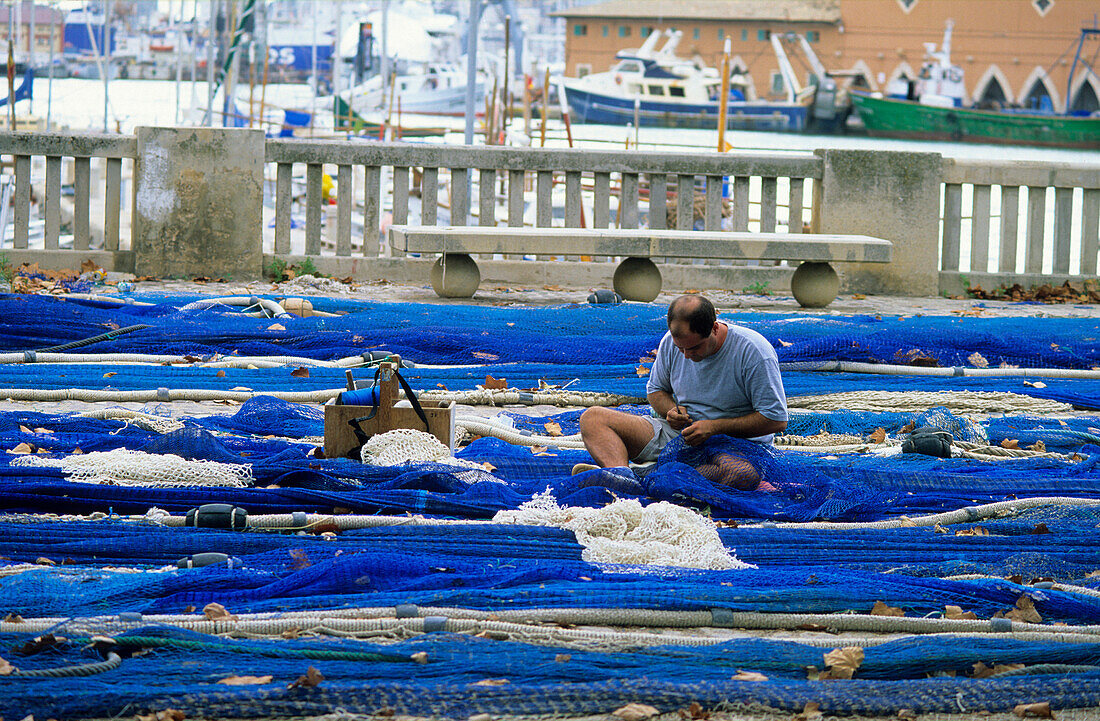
[646, 322, 788, 443]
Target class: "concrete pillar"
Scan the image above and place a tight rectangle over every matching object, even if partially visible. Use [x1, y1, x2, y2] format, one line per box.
[812, 149, 942, 296]
[133, 126, 264, 280]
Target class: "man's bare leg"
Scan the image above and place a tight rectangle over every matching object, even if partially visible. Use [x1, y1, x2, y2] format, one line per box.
[577, 407, 658, 468]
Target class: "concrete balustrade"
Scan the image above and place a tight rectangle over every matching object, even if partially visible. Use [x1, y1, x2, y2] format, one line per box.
[0, 126, 1097, 297]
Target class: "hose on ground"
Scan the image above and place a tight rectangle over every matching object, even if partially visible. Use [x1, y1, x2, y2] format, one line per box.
[34, 324, 151, 353]
[9, 652, 121, 678]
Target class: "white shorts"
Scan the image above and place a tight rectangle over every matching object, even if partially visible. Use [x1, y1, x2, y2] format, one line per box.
[633, 416, 680, 463]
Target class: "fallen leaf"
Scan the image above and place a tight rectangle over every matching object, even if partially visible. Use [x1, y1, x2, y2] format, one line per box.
[1032, 523, 1051, 534]
[555, 654, 571, 663]
[266, 323, 285, 331]
[732, 670, 768, 681]
[968, 352, 989, 368]
[678, 701, 709, 719]
[3, 613, 23, 623]
[612, 703, 660, 721]
[777, 338, 793, 347]
[473, 678, 510, 686]
[972, 662, 1026, 678]
[869, 427, 886, 444]
[934, 523, 948, 534]
[80, 259, 98, 273]
[217, 675, 273, 685]
[203, 602, 238, 622]
[484, 375, 508, 390]
[0, 656, 14, 675]
[529, 445, 547, 454]
[944, 605, 979, 620]
[19, 633, 66, 655]
[103, 372, 117, 378]
[10, 443, 34, 454]
[216, 370, 226, 377]
[287, 666, 324, 690]
[820, 646, 864, 679]
[794, 702, 823, 721]
[871, 600, 905, 617]
[411, 652, 429, 664]
[1001, 438, 1020, 449]
[481, 462, 497, 472]
[281, 628, 302, 639]
[1023, 381, 1047, 388]
[543, 421, 563, 436]
[955, 527, 990, 536]
[852, 293, 866, 300]
[636, 365, 650, 376]
[18, 425, 31, 434]
[1013, 702, 1053, 718]
[897, 710, 916, 719]
[291, 367, 310, 378]
[1028, 440, 1046, 452]
[1006, 595, 1042, 624]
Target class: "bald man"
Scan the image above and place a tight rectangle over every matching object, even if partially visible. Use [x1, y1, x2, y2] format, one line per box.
[575, 294, 788, 490]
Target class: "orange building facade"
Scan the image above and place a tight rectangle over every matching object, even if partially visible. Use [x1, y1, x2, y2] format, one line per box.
[555, 0, 1100, 113]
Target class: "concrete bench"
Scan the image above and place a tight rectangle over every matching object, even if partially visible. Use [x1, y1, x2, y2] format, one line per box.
[388, 226, 893, 307]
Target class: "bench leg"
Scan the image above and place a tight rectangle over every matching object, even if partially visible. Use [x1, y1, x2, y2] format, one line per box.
[430, 253, 481, 298]
[790, 261, 839, 308]
[613, 257, 662, 302]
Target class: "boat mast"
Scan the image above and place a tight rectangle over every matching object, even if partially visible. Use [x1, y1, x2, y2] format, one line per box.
[1065, 28, 1099, 114]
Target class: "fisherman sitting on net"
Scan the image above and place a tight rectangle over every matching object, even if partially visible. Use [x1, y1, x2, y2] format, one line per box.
[574, 294, 788, 491]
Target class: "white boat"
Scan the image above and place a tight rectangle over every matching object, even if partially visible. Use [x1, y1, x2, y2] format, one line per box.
[560, 29, 815, 132]
[343, 62, 485, 116]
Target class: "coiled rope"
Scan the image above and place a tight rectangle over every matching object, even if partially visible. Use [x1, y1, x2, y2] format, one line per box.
[788, 390, 1073, 414]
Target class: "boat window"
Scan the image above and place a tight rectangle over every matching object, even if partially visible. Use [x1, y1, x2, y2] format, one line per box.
[770, 72, 786, 95]
[614, 60, 643, 74]
[627, 84, 642, 95]
[669, 86, 686, 98]
[648, 85, 665, 96]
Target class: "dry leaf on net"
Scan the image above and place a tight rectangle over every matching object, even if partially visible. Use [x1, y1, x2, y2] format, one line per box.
[216, 675, 274, 686]
[203, 602, 238, 622]
[1001, 438, 1020, 449]
[543, 421, 563, 437]
[473, 678, 510, 686]
[287, 666, 325, 690]
[1005, 595, 1042, 624]
[869, 427, 886, 444]
[819, 646, 864, 680]
[291, 367, 310, 378]
[971, 662, 1025, 679]
[484, 375, 508, 390]
[870, 600, 905, 617]
[1013, 702, 1053, 718]
[955, 527, 989, 536]
[612, 703, 660, 721]
[266, 323, 286, 331]
[794, 702, 823, 720]
[944, 605, 979, 620]
[967, 351, 989, 368]
[636, 365, 650, 377]
[732, 670, 768, 681]
[0, 656, 14, 675]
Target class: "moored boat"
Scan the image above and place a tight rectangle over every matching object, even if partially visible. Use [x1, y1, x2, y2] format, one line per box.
[851, 23, 1100, 149]
[559, 29, 824, 132]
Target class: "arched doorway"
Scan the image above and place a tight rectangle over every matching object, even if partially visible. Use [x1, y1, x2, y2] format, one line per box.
[1070, 80, 1099, 114]
[976, 76, 1008, 109]
[1021, 76, 1056, 112]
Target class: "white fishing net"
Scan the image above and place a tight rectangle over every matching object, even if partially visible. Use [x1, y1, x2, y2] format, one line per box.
[360, 428, 483, 469]
[12, 449, 253, 487]
[494, 491, 754, 571]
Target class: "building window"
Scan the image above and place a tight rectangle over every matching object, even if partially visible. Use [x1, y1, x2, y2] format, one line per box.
[573, 24, 587, 37]
[741, 29, 748, 41]
[770, 71, 786, 95]
[896, 0, 918, 12]
[641, 26, 652, 37]
[806, 30, 820, 42]
[619, 26, 631, 38]
[758, 29, 770, 41]
[1032, 0, 1053, 15]
[693, 28, 700, 40]
[602, 25, 609, 37]
[717, 28, 724, 40]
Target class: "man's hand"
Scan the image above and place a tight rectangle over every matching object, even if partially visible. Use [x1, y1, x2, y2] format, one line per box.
[680, 419, 718, 446]
[665, 405, 692, 431]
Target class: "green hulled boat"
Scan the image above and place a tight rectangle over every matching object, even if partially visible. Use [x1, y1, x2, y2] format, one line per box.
[850, 92, 1100, 149]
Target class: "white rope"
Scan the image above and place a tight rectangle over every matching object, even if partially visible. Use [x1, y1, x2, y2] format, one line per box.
[12, 448, 253, 487]
[456, 418, 586, 448]
[788, 390, 1072, 414]
[494, 491, 753, 571]
[420, 388, 644, 408]
[78, 409, 186, 434]
[360, 428, 485, 470]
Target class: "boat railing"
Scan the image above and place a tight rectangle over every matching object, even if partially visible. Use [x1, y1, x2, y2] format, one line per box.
[940, 158, 1100, 293]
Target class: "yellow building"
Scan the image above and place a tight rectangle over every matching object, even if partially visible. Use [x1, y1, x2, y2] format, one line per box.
[554, 0, 1100, 113]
